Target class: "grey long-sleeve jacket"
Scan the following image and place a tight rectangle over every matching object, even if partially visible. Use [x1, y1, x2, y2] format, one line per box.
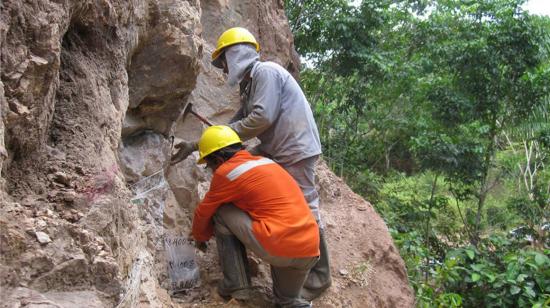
[229, 61, 322, 165]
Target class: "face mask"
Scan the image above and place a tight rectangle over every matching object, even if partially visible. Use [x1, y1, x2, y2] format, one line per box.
[224, 44, 259, 87]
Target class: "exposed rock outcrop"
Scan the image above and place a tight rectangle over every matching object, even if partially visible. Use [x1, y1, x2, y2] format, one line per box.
[0, 0, 414, 307]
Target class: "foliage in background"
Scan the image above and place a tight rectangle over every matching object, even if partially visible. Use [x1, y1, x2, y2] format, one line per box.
[285, 0, 550, 306]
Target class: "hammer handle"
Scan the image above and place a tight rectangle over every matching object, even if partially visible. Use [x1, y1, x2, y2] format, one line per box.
[190, 109, 213, 126]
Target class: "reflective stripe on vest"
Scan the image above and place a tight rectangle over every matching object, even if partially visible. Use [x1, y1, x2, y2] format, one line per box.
[226, 157, 275, 181]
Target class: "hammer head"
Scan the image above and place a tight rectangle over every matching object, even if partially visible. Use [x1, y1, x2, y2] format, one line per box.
[179, 102, 194, 124]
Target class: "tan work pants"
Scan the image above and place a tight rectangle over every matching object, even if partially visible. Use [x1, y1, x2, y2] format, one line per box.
[214, 204, 318, 307]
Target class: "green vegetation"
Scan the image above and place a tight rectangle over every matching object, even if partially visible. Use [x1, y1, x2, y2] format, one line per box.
[285, 0, 549, 306]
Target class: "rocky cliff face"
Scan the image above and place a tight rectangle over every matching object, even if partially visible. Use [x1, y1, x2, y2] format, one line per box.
[0, 1, 414, 307]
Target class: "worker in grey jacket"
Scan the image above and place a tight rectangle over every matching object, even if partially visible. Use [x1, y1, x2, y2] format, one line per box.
[171, 27, 331, 301]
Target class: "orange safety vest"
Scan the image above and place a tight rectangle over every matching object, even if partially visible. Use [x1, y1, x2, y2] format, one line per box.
[192, 150, 320, 258]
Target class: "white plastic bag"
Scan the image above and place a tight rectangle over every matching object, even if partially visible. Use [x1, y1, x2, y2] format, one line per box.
[164, 236, 200, 291]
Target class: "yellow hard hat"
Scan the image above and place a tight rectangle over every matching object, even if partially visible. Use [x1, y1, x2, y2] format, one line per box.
[197, 125, 242, 164]
[211, 27, 260, 66]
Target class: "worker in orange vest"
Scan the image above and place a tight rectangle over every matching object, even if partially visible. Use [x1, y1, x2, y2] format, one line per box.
[191, 125, 319, 307]
[173, 27, 331, 300]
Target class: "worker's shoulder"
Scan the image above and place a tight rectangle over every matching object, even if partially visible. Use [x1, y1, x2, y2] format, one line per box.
[214, 150, 257, 176]
[253, 61, 289, 77]
[217, 152, 286, 182]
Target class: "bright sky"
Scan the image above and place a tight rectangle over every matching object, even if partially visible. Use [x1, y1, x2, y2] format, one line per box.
[524, 0, 550, 16]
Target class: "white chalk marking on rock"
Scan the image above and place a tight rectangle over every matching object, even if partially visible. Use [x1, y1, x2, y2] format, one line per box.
[35, 231, 52, 244]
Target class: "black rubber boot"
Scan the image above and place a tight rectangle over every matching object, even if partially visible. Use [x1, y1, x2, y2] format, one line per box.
[215, 233, 252, 300]
[301, 228, 331, 301]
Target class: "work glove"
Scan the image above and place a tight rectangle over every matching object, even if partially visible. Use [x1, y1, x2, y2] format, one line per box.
[187, 230, 208, 252]
[170, 141, 198, 165]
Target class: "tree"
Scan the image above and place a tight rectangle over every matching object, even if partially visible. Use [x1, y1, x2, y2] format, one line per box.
[412, 0, 550, 245]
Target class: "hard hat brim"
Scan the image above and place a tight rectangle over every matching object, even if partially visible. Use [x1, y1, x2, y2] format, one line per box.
[211, 42, 259, 68]
[197, 140, 241, 165]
